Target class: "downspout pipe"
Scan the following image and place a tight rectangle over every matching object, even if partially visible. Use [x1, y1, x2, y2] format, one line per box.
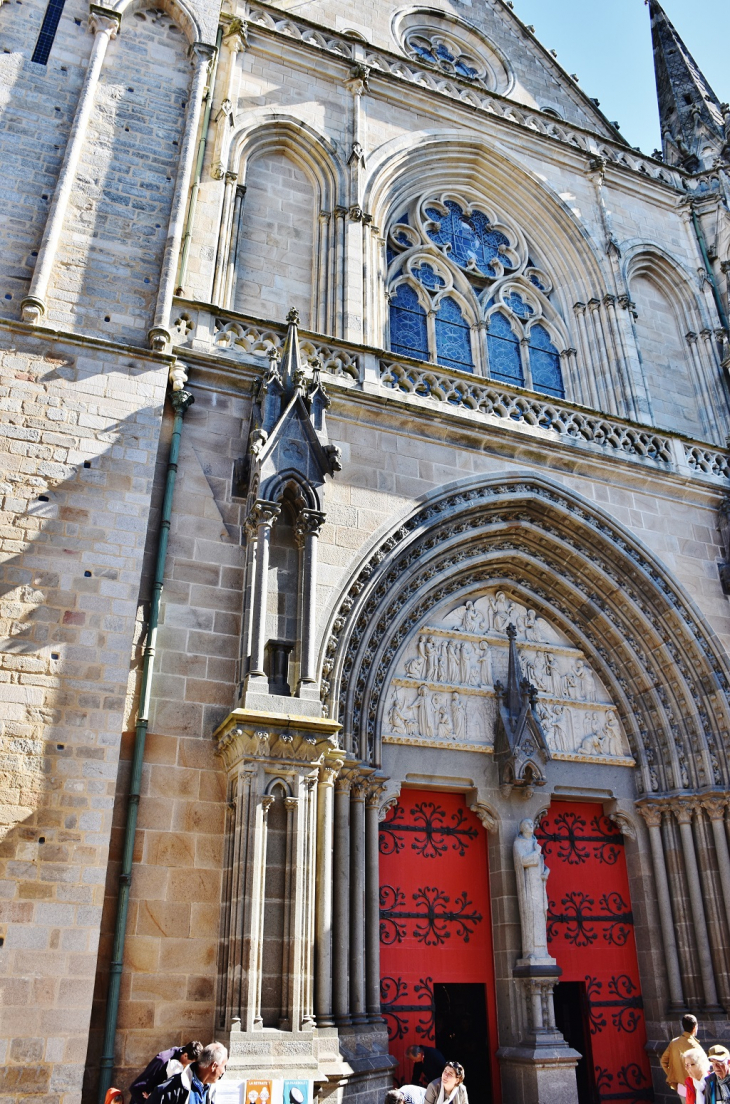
[691, 204, 730, 333]
[176, 24, 223, 295]
[98, 385, 194, 1103]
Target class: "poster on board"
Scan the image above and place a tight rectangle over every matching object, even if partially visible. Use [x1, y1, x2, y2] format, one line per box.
[282, 1081, 310, 1104]
[245, 1080, 273, 1104]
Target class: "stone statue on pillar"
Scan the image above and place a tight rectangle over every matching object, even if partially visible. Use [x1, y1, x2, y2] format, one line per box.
[513, 818, 554, 967]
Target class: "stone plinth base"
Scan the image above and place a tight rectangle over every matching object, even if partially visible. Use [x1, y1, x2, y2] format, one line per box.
[220, 1024, 396, 1104]
[498, 1041, 581, 1104]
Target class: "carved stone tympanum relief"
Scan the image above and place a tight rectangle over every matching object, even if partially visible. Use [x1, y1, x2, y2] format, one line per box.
[381, 587, 633, 764]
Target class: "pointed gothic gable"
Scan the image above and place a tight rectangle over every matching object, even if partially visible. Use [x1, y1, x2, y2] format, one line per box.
[493, 623, 551, 795]
[242, 308, 341, 511]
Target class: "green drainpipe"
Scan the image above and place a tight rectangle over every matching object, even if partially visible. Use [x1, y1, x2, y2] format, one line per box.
[98, 386, 194, 1103]
[176, 24, 223, 295]
[692, 205, 730, 333]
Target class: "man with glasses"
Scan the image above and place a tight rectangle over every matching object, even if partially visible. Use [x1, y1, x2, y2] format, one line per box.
[705, 1045, 730, 1102]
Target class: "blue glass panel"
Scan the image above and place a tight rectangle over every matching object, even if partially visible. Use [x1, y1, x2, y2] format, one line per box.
[487, 312, 523, 386]
[529, 324, 564, 398]
[32, 0, 67, 63]
[390, 284, 429, 362]
[454, 58, 478, 79]
[412, 263, 445, 291]
[434, 42, 456, 63]
[412, 42, 436, 64]
[435, 296, 473, 373]
[386, 244, 396, 266]
[424, 200, 514, 277]
[503, 291, 534, 318]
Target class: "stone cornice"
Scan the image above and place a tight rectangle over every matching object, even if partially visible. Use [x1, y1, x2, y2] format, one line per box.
[214, 707, 342, 770]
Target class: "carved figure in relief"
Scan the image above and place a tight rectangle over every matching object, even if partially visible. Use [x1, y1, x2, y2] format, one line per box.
[388, 688, 414, 734]
[489, 590, 514, 633]
[424, 636, 439, 682]
[436, 697, 453, 739]
[513, 819, 552, 964]
[602, 710, 623, 756]
[405, 635, 426, 678]
[461, 599, 485, 634]
[517, 607, 541, 642]
[415, 684, 434, 737]
[477, 640, 492, 686]
[580, 711, 605, 756]
[573, 658, 595, 702]
[539, 702, 570, 752]
[524, 649, 553, 692]
[451, 692, 467, 740]
[459, 640, 473, 684]
[437, 643, 447, 684]
[446, 638, 460, 683]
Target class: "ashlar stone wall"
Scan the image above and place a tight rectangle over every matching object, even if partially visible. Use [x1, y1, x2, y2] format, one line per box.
[0, 325, 168, 1104]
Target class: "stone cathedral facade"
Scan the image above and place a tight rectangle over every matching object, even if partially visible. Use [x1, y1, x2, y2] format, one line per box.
[5, 0, 730, 1100]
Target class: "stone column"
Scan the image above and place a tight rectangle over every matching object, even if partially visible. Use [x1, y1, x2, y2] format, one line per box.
[638, 804, 685, 1010]
[149, 41, 217, 351]
[212, 171, 239, 306]
[365, 780, 385, 1023]
[333, 769, 353, 1025]
[21, 4, 120, 324]
[349, 775, 368, 1024]
[705, 798, 730, 931]
[279, 795, 298, 1030]
[246, 500, 280, 684]
[672, 801, 722, 1012]
[295, 509, 326, 699]
[315, 753, 343, 1027]
[302, 776, 318, 1030]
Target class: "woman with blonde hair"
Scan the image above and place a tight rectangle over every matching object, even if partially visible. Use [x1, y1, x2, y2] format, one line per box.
[682, 1048, 711, 1103]
[424, 1062, 468, 1104]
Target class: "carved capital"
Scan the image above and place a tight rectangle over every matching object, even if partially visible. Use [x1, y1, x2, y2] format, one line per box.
[284, 796, 299, 810]
[670, 799, 695, 826]
[20, 296, 46, 325]
[637, 802, 664, 829]
[702, 795, 728, 821]
[250, 498, 280, 529]
[261, 794, 275, 819]
[190, 40, 218, 69]
[366, 775, 388, 808]
[573, 301, 587, 315]
[295, 509, 326, 546]
[88, 4, 121, 37]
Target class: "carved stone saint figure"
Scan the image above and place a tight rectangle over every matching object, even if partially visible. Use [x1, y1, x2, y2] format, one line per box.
[513, 818, 553, 964]
[461, 599, 485, 634]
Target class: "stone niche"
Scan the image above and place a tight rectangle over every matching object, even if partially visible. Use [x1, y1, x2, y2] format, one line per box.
[381, 587, 633, 765]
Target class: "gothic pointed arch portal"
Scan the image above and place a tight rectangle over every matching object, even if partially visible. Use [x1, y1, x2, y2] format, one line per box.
[322, 473, 730, 795]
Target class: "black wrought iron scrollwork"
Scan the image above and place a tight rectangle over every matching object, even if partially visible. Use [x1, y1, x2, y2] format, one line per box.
[547, 891, 633, 947]
[380, 884, 407, 944]
[379, 975, 435, 1041]
[537, 811, 624, 866]
[379, 884, 483, 946]
[594, 1062, 654, 1102]
[584, 975, 643, 1035]
[379, 801, 478, 858]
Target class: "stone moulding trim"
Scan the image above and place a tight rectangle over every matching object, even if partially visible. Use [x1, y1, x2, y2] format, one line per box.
[214, 707, 343, 769]
[243, 0, 681, 189]
[319, 474, 730, 795]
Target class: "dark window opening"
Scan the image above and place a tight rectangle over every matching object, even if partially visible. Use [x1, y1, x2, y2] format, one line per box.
[31, 0, 67, 66]
[553, 980, 597, 1104]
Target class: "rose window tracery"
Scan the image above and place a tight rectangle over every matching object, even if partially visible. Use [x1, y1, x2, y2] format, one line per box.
[405, 31, 481, 82]
[386, 192, 566, 398]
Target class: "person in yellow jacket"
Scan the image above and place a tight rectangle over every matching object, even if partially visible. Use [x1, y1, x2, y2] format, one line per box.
[661, 1015, 707, 1095]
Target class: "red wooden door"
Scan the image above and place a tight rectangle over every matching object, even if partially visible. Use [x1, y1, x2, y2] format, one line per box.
[379, 790, 500, 1101]
[536, 802, 653, 1103]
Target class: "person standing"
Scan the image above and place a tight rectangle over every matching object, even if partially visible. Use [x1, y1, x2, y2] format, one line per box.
[146, 1042, 228, 1104]
[704, 1045, 730, 1103]
[681, 1049, 711, 1103]
[661, 1016, 706, 1095]
[130, 1042, 204, 1104]
[405, 1046, 446, 1088]
[424, 1062, 468, 1104]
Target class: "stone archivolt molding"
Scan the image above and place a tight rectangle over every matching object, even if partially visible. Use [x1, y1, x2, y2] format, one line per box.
[320, 475, 730, 796]
[242, 0, 681, 188]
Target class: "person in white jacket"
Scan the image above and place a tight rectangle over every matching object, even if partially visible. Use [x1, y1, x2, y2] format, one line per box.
[424, 1062, 468, 1104]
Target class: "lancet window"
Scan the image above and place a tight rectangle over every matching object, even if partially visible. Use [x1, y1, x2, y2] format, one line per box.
[386, 193, 567, 400]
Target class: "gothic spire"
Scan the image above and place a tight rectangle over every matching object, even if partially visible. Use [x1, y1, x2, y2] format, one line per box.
[649, 0, 727, 172]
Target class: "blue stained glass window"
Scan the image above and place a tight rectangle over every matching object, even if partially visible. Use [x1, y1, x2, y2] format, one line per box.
[487, 312, 523, 386]
[503, 292, 534, 318]
[424, 200, 514, 277]
[434, 42, 456, 63]
[412, 42, 437, 64]
[435, 297, 473, 373]
[412, 263, 445, 291]
[454, 58, 478, 79]
[390, 284, 429, 362]
[32, 0, 67, 63]
[529, 324, 564, 398]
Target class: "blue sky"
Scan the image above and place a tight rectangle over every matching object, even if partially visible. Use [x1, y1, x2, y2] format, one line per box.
[508, 0, 730, 153]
